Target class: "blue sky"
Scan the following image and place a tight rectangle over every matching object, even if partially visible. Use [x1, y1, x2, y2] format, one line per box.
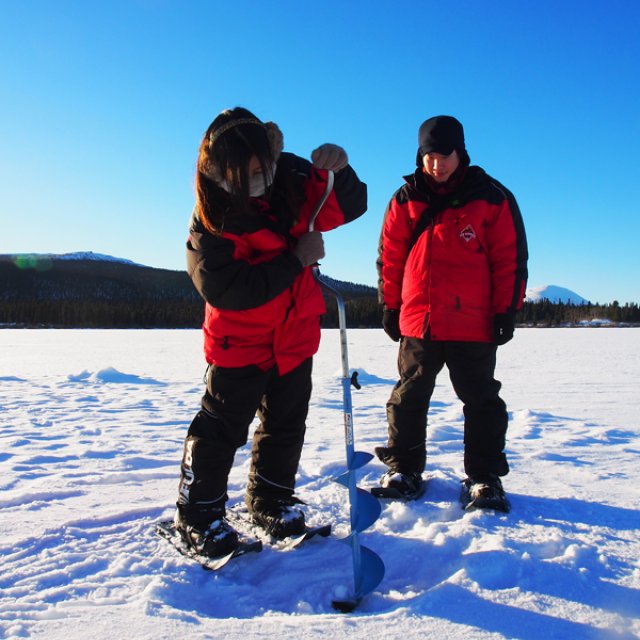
[1, 0, 639, 304]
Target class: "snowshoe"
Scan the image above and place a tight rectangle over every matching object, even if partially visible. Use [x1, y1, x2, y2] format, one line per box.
[157, 519, 261, 571]
[227, 503, 331, 549]
[460, 474, 511, 513]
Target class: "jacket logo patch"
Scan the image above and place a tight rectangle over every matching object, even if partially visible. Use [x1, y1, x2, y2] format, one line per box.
[460, 224, 476, 242]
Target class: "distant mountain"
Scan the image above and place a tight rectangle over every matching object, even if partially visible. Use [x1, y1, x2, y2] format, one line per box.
[525, 285, 589, 305]
[0, 252, 379, 328]
[8, 251, 144, 268]
[1, 253, 197, 303]
[0, 252, 375, 301]
[49, 251, 144, 265]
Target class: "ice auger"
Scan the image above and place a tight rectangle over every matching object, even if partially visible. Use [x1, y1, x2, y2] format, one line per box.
[308, 170, 385, 612]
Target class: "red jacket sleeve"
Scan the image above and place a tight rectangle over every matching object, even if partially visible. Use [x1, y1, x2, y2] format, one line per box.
[485, 181, 529, 314]
[291, 165, 367, 236]
[377, 192, 413, 310]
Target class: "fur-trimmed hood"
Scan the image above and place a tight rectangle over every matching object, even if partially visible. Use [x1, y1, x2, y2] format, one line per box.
[200, 121, 284, 184]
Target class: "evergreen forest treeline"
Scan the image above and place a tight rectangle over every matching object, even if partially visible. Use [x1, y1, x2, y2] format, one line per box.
[1, 256, 638, 329]
[4, 296, 639, 329]
[516, 299, 640, 327]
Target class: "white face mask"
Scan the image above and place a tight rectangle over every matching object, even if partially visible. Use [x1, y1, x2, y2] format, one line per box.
[219, 161, 277, 198]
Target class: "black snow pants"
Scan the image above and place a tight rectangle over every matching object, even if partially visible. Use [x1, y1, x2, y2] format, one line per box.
[177, 358, 313, 523]
[376, 336, 509, 478]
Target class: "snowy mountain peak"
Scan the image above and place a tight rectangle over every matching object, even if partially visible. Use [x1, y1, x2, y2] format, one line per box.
[525, 285, 588, 304]
[52, 252, 143, 266]
[55, 251, 135, 264]
[1, 252, 145, 267]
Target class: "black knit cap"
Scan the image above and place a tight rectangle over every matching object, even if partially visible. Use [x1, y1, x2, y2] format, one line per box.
[416, 115, 469, 165]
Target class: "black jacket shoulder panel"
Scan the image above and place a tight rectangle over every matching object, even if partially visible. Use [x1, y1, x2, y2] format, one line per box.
[458, 166, 510, 206]
[396, 171, 433, 205]
[276, 151, 312, 177]
[394, 184, 412, 206]
[332, 164, 368, 222]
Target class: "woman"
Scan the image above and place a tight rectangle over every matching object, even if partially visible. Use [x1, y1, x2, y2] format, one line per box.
[175, 107, 367, 557]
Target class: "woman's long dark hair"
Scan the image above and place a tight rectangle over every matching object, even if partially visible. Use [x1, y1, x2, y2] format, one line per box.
[195, 107, 274, 234]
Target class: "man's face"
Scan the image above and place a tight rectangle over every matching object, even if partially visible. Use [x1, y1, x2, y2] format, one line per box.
[422, 150, 461, 183]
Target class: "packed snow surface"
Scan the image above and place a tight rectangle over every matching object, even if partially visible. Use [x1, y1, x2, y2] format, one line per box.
[0, 328, 638, 639]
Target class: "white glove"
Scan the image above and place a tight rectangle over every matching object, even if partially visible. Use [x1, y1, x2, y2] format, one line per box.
[311, 144, 349, 172]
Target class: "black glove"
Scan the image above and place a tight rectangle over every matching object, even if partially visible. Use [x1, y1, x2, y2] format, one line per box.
[493, 313, 515, 345]
[382, 308, 401, 342]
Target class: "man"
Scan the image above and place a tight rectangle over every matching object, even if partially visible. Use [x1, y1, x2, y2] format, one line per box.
[375, 115, 528, 511]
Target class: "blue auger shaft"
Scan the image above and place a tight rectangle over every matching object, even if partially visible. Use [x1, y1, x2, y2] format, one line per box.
[317, 267, 382, 602]
[308, 169, 384, 606]
[335, 288, 364, 593]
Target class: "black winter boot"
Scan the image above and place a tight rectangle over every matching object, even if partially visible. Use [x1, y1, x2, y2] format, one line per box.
[174, 506, 239, 557]
[245, 494, 306, 539]
[379, 470, 425, 500]
[460, 474, 511, 513]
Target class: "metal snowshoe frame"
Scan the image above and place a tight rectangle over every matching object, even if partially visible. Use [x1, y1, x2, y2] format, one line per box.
[308, 170, 385, 612]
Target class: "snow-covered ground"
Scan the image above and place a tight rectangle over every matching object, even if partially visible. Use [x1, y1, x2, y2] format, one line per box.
[0, 328, 638, 640]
